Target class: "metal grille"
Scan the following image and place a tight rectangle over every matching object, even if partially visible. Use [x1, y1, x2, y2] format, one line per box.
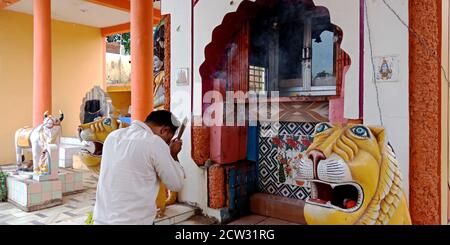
[249, 65, 266, 92]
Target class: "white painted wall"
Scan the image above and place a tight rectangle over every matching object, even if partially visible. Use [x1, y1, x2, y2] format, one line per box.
[161, 0, 210, 217]
[314, 0, 360, 120]
[363, 0, 410, 200]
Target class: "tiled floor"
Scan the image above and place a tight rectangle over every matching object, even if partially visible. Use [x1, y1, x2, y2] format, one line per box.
[1, 165, 297, 226]
[0, 165, 216, 225]
[0, 167, 98, 225]
[227, 214, 301, 225]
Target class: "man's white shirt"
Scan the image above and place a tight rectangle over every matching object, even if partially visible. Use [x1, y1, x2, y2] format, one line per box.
[93, 121, 185, 225]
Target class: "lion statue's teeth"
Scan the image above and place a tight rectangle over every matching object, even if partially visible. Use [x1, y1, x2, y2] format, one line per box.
[301, 123, 411, 225]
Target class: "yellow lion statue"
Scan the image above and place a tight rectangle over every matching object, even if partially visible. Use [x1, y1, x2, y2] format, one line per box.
[78, 117, 177, 217]
[297, 123, 411, 225]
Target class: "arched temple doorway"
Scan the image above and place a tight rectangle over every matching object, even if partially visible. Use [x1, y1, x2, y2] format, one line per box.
[192, 0, 351, 222]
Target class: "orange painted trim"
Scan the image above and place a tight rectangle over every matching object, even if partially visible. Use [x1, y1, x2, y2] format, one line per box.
[153, 8, 161, 20]
[102, 23, 130, 36]
[86, 0, 161, 18]
[0, 0, 20, 9]
[347, 119, 363, 124]
[101, 17, 161, 37]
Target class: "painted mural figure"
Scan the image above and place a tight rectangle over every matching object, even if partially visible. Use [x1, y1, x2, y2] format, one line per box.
[153, 20, 166, 110]
[297, 123, 412, 225]
[14, 111, 64, 173]
[379, 58, 393, 80]
[154, 55, 165, 110]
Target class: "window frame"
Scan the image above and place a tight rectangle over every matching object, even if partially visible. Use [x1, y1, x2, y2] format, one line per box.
[249, 14, 338, 97]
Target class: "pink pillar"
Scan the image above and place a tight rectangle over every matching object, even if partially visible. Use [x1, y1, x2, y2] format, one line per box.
[329, 66, 349, 125]
[33, 0, 52, 126]
[131, 0, 153, 121]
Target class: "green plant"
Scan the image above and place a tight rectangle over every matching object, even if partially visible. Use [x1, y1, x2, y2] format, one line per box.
[0, 170, 7, 202]
[106, 33, 131, 55]
[85, 211, 94, 225]
[105, 19, 165, 56]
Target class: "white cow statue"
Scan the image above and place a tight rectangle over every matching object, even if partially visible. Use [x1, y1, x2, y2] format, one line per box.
[14, 111, 64, 175]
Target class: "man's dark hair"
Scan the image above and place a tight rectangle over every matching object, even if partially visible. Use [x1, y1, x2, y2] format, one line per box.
[145, 110, 180, 133]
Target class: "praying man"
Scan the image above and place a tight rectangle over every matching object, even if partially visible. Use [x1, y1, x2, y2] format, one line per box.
[93, 110, 185, 225]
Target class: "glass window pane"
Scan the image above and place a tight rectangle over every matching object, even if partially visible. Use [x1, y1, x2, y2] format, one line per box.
[312, 30, 336, 87]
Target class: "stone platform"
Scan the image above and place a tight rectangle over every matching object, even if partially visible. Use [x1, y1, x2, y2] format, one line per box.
[6, 168, 85, 212]
[249, 193, 306, 224]
[59, 168, 84, 195]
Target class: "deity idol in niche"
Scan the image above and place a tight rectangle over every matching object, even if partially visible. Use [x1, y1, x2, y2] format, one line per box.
[153, 21, 165, 110]
[153, 55, 165, 110]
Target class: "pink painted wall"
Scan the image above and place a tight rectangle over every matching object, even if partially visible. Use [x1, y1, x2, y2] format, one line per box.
[329, 66, 350, 124]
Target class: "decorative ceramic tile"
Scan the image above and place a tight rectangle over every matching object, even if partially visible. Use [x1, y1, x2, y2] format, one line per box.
[271, 135, 313, 186]
[278, 102, 329, 123]
[258, 101, 330, 124]
[258, 122, 317, 200]
[374, 55, 399, 82]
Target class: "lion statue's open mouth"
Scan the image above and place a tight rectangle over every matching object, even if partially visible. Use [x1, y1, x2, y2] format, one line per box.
[78, 117, 125, 174]
[307, 180, 364, 213]
[298, 153, 364, 213]
[81, 141, 104, 157]
[297, 123, 411, 225]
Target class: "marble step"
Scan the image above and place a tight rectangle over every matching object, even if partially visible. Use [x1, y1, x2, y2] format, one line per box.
[155, 204, 198, 225]
[53, 204, 200, 225]
[174, 215, 218, 225]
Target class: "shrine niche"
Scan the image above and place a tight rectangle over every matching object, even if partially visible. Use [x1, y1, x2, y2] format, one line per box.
[193, 0, 351, 167]
[79, 86, 114, 124]
[192, 0, 353, 217]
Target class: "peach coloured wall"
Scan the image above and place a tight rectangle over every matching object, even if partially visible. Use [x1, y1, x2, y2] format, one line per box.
[109, 91, 131, 116]
[0, 10, 103, 164]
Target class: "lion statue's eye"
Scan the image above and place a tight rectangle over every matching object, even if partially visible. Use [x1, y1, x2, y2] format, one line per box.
[351, 126, 370, 138]
[103, 118, 111, 126]
[315, 123, 332, 134]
